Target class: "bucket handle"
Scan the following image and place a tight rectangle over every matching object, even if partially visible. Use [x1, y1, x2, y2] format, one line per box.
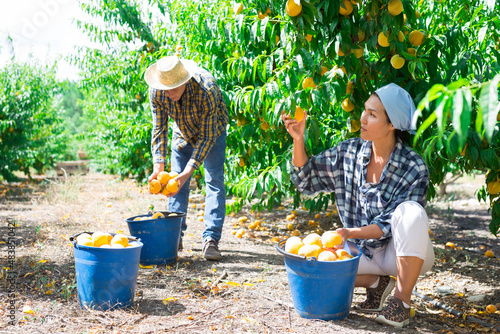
[69, 232, 141, 244]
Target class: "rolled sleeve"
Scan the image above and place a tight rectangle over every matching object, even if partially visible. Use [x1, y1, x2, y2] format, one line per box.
[290, 148, 338, 196]
[150, 88, 169, 164]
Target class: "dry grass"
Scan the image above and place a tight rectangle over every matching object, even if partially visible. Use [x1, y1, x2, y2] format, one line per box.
[0, 173, 498, 333]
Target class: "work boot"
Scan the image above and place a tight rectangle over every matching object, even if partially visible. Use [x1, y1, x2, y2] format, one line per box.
[357, 275, 396, 311]
[375, 296, 411, 328]
[202, 239, 222, 261]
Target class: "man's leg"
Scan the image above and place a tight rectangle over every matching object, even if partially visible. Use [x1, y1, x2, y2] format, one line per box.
[168, 140, 193, 242]
[201, 131, 226, 259]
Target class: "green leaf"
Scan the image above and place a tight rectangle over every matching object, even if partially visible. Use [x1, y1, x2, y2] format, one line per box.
[480, 74, 500, 141]
[285, 73, 292, 91]
[451, 89, 470, 146]
[251, 89, 260, 110]
[260, 17, 268, 39]
[447, 78, 469, 91]
[471, 145, 479, 163]
[250, 21, 259, 44]
[261, 57, 268, 82]
[288, 70, 298, 91]
[434, 96, 448, 137]
[311, 89, 323, 110]
[252, 57, 260, 82]
[296, 54, 304, 73]
[414, 112, 437, 144]
[478, 26, 488, 47]
[297, 48, 314, 69]
[491, 201, 500, 235]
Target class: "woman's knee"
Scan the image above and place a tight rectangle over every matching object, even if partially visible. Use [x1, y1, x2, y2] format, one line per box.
[393, 201, 428, 229]
[395, 201, 426, 217]
[391, 201, 432, 258]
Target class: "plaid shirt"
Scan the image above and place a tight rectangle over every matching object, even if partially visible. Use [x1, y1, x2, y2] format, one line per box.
[291, 137, 429, 259]
[149, 68, 229, 169]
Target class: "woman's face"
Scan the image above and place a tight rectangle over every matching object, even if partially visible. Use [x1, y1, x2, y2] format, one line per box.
[360, 94, 395, 142]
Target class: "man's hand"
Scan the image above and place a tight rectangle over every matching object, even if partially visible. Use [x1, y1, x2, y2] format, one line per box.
[148, 162, 165, 182]
[163, 165, 196, 197]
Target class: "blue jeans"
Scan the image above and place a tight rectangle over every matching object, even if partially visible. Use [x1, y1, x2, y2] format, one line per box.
[168, 131, 226, 243]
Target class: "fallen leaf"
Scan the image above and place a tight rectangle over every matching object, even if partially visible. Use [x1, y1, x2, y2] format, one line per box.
[162, 297, 177, 304]
[226, 281, 241, 287]
[89, 326, 101, 334]
[38, 260, 47, 263]
[22, 306, 35, 314]
[45, 290, 53, 295]
[425, 307, 442, 314]
[139, 264, 154, 269]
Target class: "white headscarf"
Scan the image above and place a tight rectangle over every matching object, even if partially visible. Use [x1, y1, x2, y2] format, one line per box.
[375, 83, 417, 134]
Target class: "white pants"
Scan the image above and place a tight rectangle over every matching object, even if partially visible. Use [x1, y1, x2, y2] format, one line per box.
[357, 201, 435, 277]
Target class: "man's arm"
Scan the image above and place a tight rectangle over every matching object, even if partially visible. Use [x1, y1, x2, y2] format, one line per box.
[149, 88, 169, 181]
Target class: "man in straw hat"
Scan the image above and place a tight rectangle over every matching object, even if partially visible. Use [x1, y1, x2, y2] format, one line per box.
[145, 56, 229, 261]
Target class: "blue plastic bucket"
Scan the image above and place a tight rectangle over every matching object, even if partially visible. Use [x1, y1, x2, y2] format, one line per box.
[276, 239, 361, 321]
[126, 211, 185, 265]
[70, 232, 143, 311]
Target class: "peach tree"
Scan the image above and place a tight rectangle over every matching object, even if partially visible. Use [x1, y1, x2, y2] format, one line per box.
[76, 0, 500, 234]
[0, 61, 68, 181]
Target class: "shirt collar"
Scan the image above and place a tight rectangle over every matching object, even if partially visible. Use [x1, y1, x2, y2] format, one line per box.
[387, 137, 404, 169]
[359, 137, 404, 169]
[181, 78, 194, 103]
[360, 139, 372, 165]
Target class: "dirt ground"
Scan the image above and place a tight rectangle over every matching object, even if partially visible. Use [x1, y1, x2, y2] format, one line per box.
[0, 172, 499, 334]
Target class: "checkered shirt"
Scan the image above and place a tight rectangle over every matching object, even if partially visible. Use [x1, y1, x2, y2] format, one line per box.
[149, 68, 229, 169]
[290, 137, 429, 259]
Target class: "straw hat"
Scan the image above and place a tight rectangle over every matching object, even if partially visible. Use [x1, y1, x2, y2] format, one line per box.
[144, 56, 197, 90]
